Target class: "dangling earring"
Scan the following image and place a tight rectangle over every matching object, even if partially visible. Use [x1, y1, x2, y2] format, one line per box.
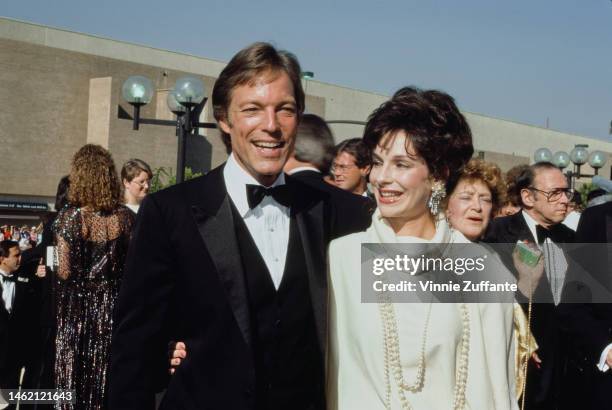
[427, 180, 446, 216]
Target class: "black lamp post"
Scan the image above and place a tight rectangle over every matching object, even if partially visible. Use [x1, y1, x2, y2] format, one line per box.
[120, 75, 217, 183]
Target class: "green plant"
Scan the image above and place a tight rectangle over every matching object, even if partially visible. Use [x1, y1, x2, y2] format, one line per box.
[150, 167, 203, 193]
[576, 182, 596, 206]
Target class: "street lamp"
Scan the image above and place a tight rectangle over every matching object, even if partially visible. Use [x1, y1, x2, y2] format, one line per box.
[533, 148, 553, 163]
[120, 75, 217, 183]
[534, 144, 608, 189]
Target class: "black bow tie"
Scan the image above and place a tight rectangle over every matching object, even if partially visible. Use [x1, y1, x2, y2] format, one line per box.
[246, 184, 293, 209]
[536, 224, 563, 244]
[0, 275, 16, 283]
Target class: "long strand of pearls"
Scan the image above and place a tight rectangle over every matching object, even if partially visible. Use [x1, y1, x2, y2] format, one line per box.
[379, 302, 470, 410]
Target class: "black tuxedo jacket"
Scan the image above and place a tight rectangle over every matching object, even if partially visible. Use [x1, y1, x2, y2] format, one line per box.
[290, 170, 376, 212]
[557, 202, 612, 409]
[0, 272, 37, 388]
[109, 165, 372, 410]
[484, 211, 575, 408]
[483, 211, 575, 302]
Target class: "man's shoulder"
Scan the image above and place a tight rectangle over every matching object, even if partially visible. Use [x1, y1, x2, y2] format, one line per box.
[555, 220, 576, 239]
[483, 212, 525, 243]
[487, 213, 519, 232]
[291, 175, 371, 210]
[583, 201, 612, 219]
[148, 166, 225, 205]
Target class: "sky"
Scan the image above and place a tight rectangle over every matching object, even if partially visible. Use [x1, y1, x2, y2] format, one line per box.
[3, 0, 612, 142]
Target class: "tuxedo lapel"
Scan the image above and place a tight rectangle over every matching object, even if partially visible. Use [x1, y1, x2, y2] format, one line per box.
[511, 212, 536, 243]
[291, 179, 328, 353]
[0, 300, 8, 323]
[189, 166, 252, 349]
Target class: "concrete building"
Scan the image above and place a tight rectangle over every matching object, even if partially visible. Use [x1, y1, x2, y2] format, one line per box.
[1, 17, 611, 225]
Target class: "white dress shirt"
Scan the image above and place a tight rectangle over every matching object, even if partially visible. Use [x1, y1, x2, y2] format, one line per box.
[287, 166, 320, 175]
[223, 154, 290, 290]
[0, 268, 15, 314]
[521, 211, 568, 305]
[562, 210, 580, 231]
[125, 203, 140, 214]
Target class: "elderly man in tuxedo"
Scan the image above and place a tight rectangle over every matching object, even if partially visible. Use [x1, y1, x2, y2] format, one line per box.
[109, 42, 371, 410]
[484, 162, 574, 410]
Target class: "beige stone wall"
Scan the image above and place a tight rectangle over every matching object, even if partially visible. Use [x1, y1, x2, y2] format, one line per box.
[0, 37, 226, 200]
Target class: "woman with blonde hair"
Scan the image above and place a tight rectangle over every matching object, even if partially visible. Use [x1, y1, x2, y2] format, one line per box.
[53, 144, 134, 409]
[444, 159, 541, 404]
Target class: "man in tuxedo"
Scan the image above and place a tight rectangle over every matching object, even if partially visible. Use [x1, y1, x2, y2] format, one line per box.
[109, 42, 371, 410]
[284, 113, 375, 212]
[0, 240, 36, 391]
[557, 201, 612, 409]
[484, 162, 574, 410]
[283, 113, 335, 187]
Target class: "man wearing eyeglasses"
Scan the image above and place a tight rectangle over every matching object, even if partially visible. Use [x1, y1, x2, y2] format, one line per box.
[331, 138, 371, 196]
[485, 161, 575, 410]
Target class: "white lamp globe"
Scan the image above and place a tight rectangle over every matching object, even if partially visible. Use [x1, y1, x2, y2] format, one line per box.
[588, 150, 607, 169]
[174, 76, 205, 106]
[167, 90, 187, 114]
[122, 76, 154, 105]
[552, 151, 570, 169]
[534, 148, 553, 163]
[569, 146, 589, 165]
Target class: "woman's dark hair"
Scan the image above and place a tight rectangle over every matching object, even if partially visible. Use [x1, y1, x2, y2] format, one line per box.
[363, 86, 473, 180]
[503, 164, 530, 207]
[55, 175, 70, 211]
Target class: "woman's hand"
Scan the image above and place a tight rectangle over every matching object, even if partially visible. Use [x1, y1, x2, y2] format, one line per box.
[168, 341, 187, 375]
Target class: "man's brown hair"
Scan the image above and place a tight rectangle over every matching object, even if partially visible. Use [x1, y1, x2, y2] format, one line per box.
[212, 42, 305, 142]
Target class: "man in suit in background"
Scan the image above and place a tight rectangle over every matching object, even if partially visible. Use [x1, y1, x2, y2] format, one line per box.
[331, 138, 372, 196]
[0, 240, 36, 392]
[284, 113, 374, 211]
[558, 201, 612, 409]
[484, 162, 574, 410]
[283, 113, 335, 187]
[109, 42, 371, 410]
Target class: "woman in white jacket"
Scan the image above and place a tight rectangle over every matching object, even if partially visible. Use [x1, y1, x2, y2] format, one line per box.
[327, 87, 518, 410]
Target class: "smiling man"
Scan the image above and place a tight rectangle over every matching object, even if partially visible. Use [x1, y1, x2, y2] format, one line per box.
[109, 42, 371, 410]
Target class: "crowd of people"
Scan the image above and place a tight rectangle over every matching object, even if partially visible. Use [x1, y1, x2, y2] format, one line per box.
[1, 41, 611, 410]
[0, 225, 43, 251]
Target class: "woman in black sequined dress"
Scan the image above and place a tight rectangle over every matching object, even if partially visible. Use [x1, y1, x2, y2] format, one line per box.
[53, 144, 134, 409]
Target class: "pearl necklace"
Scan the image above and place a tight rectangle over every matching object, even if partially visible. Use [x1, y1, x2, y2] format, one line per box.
[379, 301, 470, 410]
